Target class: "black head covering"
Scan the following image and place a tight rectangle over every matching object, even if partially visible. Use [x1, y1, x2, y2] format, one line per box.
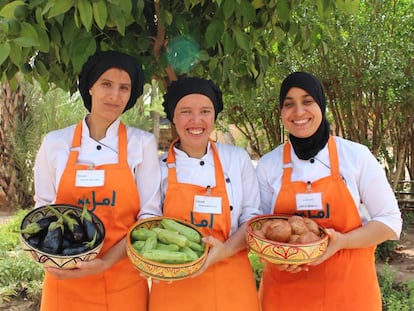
[279, 72, 330, 160]
[78, 50, 144, 113]
[162, 77, 223, 122]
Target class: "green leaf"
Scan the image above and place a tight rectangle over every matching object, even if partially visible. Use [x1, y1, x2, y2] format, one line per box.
[205, 20, 224, 48]
[71, 35, 96, 72]
[336, 0, 359, 14]
[8, 41, 21, 66]
[251, 0, 265, 9]
[198, 50, 209, 61]
[77, 0, 93, 31]
[222, 32, 235, 55]
[0, 42, 11, 66]
[109, 5, 125, 35]
[33, 24, 49, 52]
[34, 58, 48, 76]
[222, 1, 235, 20]
[12, 22, 38, 47]
[233, 29, 250, 52]
[0, 1, 26, 19]
[48, 0, 74, 18]
[237, 0, 256, 24]
[276, 0, 290, 23]
[92, 0, 108, 30]
[35, 7, 47, 29]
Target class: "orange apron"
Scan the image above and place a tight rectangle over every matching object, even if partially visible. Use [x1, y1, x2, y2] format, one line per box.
[149, 139, 260, 311]
[259, 136, 381, 311]
[40, 121, 148, 311]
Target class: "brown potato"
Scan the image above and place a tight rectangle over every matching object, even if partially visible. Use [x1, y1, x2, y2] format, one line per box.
[253, 229, 266, 239]
[296, 231, 321, 244]
[288, 216, 308, 235]
[303, 218, 320, 235]
[288, 234, 300, 243]
[260, 220, 273, 233]
[265, 219, 292, 243]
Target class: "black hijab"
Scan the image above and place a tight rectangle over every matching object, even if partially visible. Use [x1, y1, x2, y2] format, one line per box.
[279, 72, 330, 160]
[162, 77, 223, 122]
[78, 50, 144, 113]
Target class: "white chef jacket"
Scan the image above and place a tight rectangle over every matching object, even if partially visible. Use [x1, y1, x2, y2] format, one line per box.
[256, 136, 402, 238]
[141, 141, 261, 236]
[33, 117, 161, 217]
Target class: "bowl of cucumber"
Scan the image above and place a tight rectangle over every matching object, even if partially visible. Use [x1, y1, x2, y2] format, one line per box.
[126, 217, 209, 281]
[20, 204, 105, 269]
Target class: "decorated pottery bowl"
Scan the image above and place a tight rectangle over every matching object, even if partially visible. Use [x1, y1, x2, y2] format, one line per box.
[246, 214, 328, 265]
[126, 217, 209, 281]
[20, 204, 105, 269]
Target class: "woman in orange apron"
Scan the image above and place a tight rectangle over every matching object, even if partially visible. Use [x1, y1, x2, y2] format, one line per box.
[148, 77, 261, 311]
[256, 72, 402, 310]
[33, 51, 161, 311]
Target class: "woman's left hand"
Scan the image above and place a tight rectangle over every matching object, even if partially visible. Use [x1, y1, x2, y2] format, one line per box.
[309, 228, 344, 266]
[191, 235, 228, 277]
[45, 258, 108, 280]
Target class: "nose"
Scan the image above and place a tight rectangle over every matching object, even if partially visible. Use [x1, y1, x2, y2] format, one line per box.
[293, 103, 306, 115]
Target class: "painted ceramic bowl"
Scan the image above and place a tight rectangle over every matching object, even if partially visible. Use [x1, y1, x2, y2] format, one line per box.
[246, 214, 328, 265]
[20, 204, 105, 269]
[126, 217, 209, 281]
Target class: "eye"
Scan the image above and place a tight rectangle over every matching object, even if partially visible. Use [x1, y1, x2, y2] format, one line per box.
[282, 101, 294, 108]
[179, 109, 192, 115]
[303, 99, 315, 105]
[120, 85, 131, 92]
[200, 108, 213, 115]
[101, 81, 111, 87]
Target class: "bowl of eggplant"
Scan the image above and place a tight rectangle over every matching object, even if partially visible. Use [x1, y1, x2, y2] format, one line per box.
[19, 204, 105, 269]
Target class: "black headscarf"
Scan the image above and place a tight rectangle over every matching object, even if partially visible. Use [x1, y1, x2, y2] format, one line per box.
[78, 50, 144, 113]
[279, 72, 330, 160]
[162, 77, 223, 122]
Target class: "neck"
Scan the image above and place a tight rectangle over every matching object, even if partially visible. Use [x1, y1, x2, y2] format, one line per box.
[176, 141, 208, 159]
[86, 115, 113, 141]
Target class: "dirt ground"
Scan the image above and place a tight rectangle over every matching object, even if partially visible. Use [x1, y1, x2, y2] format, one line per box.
[376, 221, 414, 283]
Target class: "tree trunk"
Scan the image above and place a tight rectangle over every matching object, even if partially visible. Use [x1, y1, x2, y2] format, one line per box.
[0, 81, 33, 212]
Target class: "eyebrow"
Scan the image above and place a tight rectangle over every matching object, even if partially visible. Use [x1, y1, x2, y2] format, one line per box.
[284, 94, 313, 100]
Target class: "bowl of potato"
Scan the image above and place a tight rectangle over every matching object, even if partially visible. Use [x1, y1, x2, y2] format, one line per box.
[246, 214, 328, 265]
[126, 217, 209, 281]
[20, 204, 105, 269]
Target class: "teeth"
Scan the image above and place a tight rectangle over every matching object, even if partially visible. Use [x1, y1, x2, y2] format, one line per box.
[293, 119, 308, 125]
[188, 129, 203, 134]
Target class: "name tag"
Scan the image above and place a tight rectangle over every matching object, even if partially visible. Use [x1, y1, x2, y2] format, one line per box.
[75, 170, 105, 187]
[193, 195, 222, 214]
[296, 192, 323, 211]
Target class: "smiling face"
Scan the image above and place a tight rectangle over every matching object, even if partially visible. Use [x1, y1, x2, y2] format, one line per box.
[172, 93, 215, 158]
[89, 68, 132, 125]
[281, 87, 323, 138]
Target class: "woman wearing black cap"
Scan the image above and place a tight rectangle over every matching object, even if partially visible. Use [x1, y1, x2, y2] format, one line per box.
[143, 77, 261, 311]
[33, 50, 161, 311]
[256, 72, 402, 310]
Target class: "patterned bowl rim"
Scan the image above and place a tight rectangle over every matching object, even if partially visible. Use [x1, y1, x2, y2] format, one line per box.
[127, 216, 210, 269]
[246, 214, 329, 247]
[20, 203, 105, 258]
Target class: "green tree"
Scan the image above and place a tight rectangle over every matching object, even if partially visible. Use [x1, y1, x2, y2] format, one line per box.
[0, 0, 357, 211]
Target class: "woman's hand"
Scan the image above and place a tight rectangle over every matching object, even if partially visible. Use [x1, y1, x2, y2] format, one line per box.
[309, 228, 343, 266]
[45, 257, 109, 280]
[191, 235, 228, 277]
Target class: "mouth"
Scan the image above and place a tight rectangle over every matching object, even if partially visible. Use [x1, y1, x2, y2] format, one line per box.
[187, 128, 204, 135]
[292, 118, 311, 125]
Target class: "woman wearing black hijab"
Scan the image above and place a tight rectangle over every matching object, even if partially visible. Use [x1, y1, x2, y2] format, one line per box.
[256, 72, 402, 310]
[33, 50, 161, 311]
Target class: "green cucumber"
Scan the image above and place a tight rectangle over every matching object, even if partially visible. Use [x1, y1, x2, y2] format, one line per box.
[160, 219, 201, 243]
[142, 249, 191, 264]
